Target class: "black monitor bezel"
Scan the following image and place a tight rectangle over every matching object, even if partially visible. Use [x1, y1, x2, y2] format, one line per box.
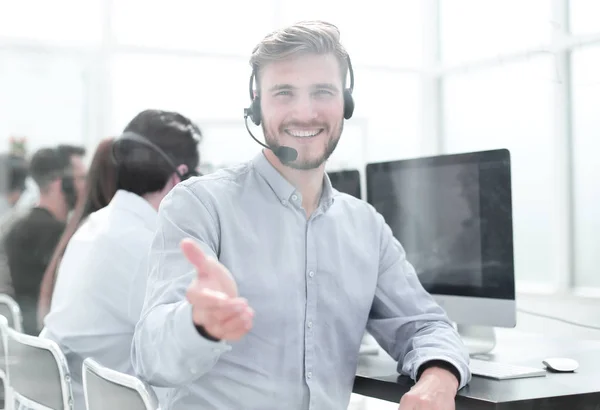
[366, 148, 515, 301]
[327, 169, 362, 200]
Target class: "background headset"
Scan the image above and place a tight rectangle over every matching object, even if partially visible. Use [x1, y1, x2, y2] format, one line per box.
[111, 131, 200, 181]
[50, 148, 78, 209]
[243, 54, 355, 163]
[60, 175, 77, 209]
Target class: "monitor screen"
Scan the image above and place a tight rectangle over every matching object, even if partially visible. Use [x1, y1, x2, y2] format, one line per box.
[328, 169, 362, 199]
[366, 149, 514, 300]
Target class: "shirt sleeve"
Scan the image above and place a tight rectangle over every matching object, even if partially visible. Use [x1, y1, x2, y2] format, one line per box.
[366, 211, 472, 390]
[131, 182, 231, 388]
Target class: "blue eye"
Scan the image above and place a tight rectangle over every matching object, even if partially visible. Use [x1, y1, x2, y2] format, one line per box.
[275, 90, 291, 96]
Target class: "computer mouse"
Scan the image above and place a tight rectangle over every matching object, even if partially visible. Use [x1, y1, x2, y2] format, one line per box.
[542, 357, 579, 372]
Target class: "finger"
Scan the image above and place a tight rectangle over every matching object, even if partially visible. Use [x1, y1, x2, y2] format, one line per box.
[187, 286, 229, 309]
[180, 238, 208, 274]
[217, 308, 254, 340]
[397, 395, 415, 410]
[209, 298, 249, 322]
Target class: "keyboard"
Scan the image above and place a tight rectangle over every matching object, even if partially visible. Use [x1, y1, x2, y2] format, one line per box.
[469, 358, 547, 380]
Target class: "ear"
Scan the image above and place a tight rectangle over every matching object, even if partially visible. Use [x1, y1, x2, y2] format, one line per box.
[49, 178, 62, 192]
[176, 164, 188, 180]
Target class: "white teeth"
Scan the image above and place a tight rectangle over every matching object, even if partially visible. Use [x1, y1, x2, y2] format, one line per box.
[286, 129, 321, 138]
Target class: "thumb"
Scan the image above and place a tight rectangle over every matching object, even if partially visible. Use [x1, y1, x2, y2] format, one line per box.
[180, 238, 209, 277]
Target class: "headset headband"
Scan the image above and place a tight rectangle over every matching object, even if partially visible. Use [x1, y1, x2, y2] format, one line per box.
[112, 131, 199, 180]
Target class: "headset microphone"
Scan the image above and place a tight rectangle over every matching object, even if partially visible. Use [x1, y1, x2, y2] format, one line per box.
[243, 109, 298, 163]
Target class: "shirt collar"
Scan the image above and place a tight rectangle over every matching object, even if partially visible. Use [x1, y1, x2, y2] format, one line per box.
[251, 151, 335, 211]
[109, 190, 158, 231]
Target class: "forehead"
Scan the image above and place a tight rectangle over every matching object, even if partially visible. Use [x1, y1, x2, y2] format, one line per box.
[259, 53, 343, 89]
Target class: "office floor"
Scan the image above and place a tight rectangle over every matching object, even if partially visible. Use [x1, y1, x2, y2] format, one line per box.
[347, 292, 600, 409]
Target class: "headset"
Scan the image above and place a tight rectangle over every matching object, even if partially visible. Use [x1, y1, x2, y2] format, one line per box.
[243, 55, 355, 163]
[111, 131, 200, 181]
[49, 148, 78, 210]
[60, 174, 78, 209]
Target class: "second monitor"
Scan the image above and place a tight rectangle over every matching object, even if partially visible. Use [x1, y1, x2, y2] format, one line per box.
[366, 149, 515, 354]
[327, 169, 362, 199]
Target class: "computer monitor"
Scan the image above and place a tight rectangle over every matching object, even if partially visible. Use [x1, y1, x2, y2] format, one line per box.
[366, 149, 515, 354]
[327, 169, 362, 199]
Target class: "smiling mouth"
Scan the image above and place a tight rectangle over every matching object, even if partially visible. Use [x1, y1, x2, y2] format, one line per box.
[284, 129, 324, 138]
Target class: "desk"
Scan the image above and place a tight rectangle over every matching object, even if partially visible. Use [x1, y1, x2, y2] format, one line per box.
[353, 329, 600, 409]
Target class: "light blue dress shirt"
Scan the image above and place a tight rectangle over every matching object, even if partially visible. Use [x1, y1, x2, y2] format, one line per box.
[132, 151, 471, 410]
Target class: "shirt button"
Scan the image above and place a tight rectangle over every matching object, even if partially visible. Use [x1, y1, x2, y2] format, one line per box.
[308, 271, 315, 278]
[281, 199, 287, 205]
[291, 194, 298, 201]
[307, 372, 312, 379]
[307, 321, 313, 328]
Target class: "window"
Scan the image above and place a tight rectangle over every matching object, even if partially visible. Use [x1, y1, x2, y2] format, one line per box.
[112, 0, 277, 55]
[570, 0, 600, 36]
[0, 51, 88, 154]
[110, 54, 250, 132]
[199, 121, 271, 169]
[442, 56, 558, 287]
[278, 0, 424, 68]
[353, 69, 422, 163]
[440, 0, 553, 65]
[0, 0, 102, 46]
[572, 45, 600, 288]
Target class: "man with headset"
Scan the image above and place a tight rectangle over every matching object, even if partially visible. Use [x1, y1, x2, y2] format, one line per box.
[4, 144, 86, 335]
[0, 153, 29, 296]
[41, 109, 201, 410]
[133, 21, 470, 410]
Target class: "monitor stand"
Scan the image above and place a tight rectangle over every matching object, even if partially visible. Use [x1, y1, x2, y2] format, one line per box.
[457, 324, 496, 355]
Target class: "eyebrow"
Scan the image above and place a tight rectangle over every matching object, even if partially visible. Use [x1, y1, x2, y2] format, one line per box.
[268, 83, 340, 92]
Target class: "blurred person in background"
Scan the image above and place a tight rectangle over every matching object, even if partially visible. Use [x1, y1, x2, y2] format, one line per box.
[0, 153, 29, 296]
[4, 144, 86, 335]
[37, 137, 118, 327]
[40, 110, 201, 410]
[0, 153, 29, 216]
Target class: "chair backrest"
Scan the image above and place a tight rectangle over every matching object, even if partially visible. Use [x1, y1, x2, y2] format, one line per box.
[0, 294, 23, 333]
[82, 358, 158, 410]
[0, 315, 9, 380]
[6, 327, 73, 410]
[0, 315, 10, 410]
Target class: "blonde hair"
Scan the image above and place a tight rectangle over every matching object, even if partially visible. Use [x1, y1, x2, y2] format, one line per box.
[250, 20, 350, 89]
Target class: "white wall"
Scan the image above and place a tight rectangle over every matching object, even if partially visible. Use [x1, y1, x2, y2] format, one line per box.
[571, 45, 600, 288]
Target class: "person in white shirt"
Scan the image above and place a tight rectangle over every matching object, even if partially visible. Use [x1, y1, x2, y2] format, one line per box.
[40, 110, 203, 410]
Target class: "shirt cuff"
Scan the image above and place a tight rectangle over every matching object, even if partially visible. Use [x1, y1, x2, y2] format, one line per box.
[174, 301, 230, 358]
[416, 359, 462, 387]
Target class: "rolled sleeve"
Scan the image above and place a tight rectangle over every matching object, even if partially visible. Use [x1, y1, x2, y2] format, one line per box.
[366, 211, 472, 390]
[173, 301, 231, 364]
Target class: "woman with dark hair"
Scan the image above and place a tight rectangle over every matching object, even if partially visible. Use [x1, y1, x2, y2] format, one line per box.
[37, 137, 118, 326]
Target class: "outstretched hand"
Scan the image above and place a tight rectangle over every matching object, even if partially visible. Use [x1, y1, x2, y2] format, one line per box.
[182, 238, 254, 341]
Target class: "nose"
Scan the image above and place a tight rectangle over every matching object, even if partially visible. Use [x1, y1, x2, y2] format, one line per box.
[290, 93, 318, 122]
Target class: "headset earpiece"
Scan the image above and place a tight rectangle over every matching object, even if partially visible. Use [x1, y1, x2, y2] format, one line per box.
[343, 89, 354, 120]
[245, 55, 355, 123]
[61, 176, 77, 209]
[248, 97, 262, 126]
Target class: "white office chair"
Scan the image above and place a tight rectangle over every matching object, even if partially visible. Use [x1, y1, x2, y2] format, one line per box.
[0, 295, 23, 333]
[82, 358, 159, 410]
[5, 327, 73, 410]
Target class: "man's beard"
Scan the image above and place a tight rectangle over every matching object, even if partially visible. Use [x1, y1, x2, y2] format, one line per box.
[262, 121, 343, 170]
